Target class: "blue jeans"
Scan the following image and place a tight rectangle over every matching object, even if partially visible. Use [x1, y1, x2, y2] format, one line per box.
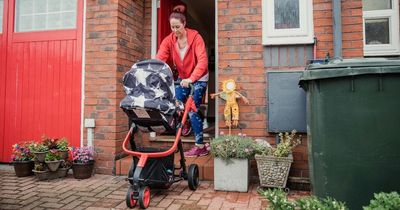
[175, 80, 207, 145]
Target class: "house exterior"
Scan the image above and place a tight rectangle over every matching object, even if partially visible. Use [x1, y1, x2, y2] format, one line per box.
[1, 0, 399, 184]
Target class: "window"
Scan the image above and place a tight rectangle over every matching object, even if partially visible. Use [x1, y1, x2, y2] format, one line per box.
[262, 0, 314, 45]
[363, 0, 400, 56]
[15, 0, 77, 32]
[0, 0, 3, 33]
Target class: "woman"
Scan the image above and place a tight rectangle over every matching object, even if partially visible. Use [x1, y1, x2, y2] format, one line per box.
[156, 5, 209, 157]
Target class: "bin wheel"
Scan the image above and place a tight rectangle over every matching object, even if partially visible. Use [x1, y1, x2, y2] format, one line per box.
[188, 164, 199, 190]
[138, 186, 151, 209]
[125, 186, 137, 208]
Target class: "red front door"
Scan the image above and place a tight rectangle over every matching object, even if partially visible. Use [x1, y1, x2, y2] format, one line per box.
[157, 0, 184, 48]
[0, 0, 83, 162]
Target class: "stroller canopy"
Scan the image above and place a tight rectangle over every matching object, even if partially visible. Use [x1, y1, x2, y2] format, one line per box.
[120, 59, 176, 115]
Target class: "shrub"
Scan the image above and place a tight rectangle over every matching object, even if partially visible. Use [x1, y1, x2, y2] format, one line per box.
[296, 196, 348, 210]
[255, 130, 301, 157]
[45, 149, 62, 161]
[41, 135, 58, 150]
[11, 142, 35, 161]
[259, 188, 348, 210]
[72, 146, 94, 164]
[210, 134, 256, 161]
[363, 192, 400, 210]
[34, 163, 46, 171]
[56, 137, 69, 151]
[31, 143, 49, 153]
[259, 188, 295, 210]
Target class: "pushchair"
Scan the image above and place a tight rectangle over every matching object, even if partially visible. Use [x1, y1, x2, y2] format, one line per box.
[120, 59, 199, 209]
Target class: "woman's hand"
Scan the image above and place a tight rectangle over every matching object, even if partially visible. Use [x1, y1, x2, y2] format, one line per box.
[180, 79, 193, 88]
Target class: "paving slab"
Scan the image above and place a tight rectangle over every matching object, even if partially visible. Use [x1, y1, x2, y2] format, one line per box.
[0, 164, 310, 209]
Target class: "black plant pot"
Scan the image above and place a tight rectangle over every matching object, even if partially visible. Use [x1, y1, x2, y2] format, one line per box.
[13, 161, 34, 177]
[72, 161, 94, 179]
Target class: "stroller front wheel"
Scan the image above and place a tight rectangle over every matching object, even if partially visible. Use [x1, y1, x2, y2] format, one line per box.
[138, 186, 151, 209]
[125, 186, 137, 208]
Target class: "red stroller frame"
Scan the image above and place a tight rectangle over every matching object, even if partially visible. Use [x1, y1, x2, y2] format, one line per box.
[122, 83, 200, 209]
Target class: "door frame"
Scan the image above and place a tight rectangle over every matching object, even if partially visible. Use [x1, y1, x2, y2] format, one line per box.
[151, 0, 219, 135]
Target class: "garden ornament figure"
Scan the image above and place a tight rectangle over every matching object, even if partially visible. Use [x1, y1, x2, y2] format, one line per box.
[210, 79, 249, 134]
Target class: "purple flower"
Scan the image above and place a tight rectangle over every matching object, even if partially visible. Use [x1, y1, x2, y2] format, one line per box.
[72, 146, 94, 164]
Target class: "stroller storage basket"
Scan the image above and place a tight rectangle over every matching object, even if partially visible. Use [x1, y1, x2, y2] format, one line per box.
[129, 147, 174, 188]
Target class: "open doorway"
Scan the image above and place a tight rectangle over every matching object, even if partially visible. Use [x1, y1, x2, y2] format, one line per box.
[155, 0, 216, 141]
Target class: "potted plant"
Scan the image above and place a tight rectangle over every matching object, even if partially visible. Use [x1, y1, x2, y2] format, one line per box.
[32, 162, 48, 181]
[210, 133, 257, 192]
[31, 143, 49, 162]
[254, 130, 301, 188]
[44, 149, 62, 171]
[11, 142, 35, 177]
[41, 135, 58, 150]
[56, 137, 69, 160]
[58, 160, 72, 178]
[71, 146, 95, 179]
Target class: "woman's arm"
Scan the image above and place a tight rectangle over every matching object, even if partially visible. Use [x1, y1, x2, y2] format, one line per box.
[188, 35, 208, 82]
[156, 35, 171, 62]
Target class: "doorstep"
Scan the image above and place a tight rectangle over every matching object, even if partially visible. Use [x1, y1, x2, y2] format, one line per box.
[115, 152, 214, 181]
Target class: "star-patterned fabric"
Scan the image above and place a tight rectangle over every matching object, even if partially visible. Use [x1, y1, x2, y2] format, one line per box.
[120, 59, 176, 115]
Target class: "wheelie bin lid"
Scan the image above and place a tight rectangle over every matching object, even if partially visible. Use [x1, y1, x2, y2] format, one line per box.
[299, 58, 400, 87]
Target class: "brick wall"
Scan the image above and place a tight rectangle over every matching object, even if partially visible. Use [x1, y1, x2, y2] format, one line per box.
[85, 0, 145, 174]
[341, 0, 363, 58]
[218, 0, 266, 138]
[218, 0, 363, 183]
[85, 0, 366, 177]
[314, 0, 334, 58]
[314, 0, 363, 59]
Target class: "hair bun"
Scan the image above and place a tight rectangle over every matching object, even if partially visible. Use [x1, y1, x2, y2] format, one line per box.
[173, 5, 186, 13]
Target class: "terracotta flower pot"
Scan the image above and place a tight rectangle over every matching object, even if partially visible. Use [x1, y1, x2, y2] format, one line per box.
[12, 160, 34, 177]
[72, 161, 94, 179]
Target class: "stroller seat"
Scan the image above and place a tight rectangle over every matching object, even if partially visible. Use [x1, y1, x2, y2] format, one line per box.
[122, 107, 177, 134]
[120, 59, 178, 134]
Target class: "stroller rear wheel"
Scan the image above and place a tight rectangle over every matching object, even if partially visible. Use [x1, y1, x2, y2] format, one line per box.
[125, 186, 137, 208]
[138, 186, 151, 209]
[188, 164, 200, 190]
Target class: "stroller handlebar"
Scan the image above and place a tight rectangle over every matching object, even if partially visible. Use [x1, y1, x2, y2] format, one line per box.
[174, 81, 195, 96]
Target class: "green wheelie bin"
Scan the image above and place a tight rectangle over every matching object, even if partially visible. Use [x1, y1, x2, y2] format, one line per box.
[299, 58, 400, 210]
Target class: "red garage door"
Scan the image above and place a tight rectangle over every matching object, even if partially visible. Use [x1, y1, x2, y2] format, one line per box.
[0, 0, 83, 162]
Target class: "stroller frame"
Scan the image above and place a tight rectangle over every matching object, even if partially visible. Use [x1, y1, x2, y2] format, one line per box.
[122, 84, 200, 209]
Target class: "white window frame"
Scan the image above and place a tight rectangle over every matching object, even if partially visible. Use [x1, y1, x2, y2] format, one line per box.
[262, 0, 314, 45]
[363, 0, 400, 56]
[15, 0, 77, 32]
